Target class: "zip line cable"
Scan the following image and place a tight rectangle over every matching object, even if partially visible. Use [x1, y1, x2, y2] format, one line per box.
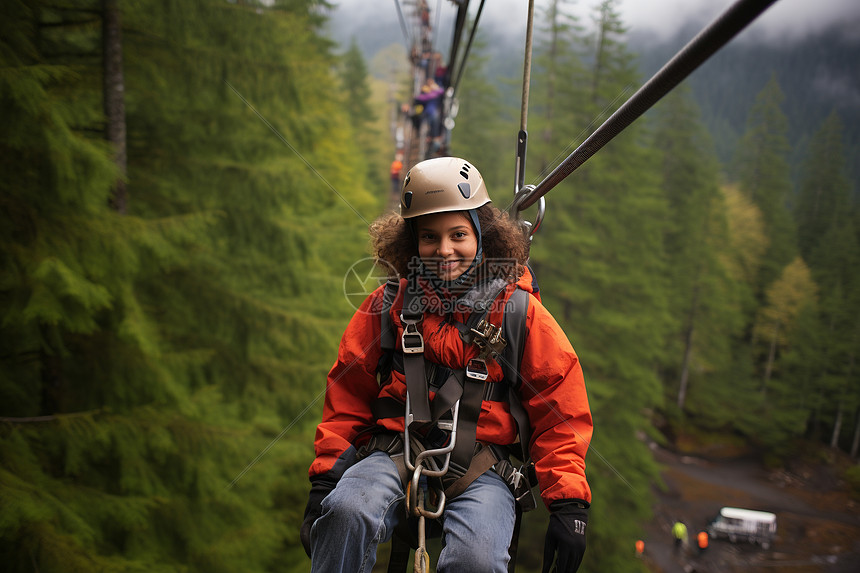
[446, 0, 470, 93]
[433, 0, 443, 54]
[393, 0, 411, 49]
[512, 0, 780, 215]
[449, 0, 486, 100]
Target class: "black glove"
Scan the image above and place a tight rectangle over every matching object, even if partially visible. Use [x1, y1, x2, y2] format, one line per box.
[300, 474, 337, 557]
[542, 500, 589, 573]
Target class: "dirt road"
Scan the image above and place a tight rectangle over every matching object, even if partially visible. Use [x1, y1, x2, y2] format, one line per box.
[641, 445, 860, 573]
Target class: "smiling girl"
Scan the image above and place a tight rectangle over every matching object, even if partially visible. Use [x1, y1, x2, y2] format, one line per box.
[301, 157, 593, 573]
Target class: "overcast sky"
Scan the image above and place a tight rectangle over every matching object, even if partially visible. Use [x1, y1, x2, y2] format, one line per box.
[330, 0, 860, 45]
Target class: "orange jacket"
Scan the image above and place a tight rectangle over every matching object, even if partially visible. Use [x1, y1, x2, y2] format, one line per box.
[390, 160, 403, 178]
[309, 270, 592, 507]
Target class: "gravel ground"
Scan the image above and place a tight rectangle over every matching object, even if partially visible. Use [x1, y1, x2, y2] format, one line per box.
[640, 445, 860, 573]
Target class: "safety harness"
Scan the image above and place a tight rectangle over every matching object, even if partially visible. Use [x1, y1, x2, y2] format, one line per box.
[363, 275, 537, 572]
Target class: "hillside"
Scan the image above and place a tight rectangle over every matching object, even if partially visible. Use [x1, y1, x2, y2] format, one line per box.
[328, 6, 860, 193]
[631, 23, 860, 188]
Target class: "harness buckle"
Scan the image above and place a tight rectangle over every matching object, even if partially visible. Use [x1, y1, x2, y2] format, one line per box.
[509, 467, 523, 490]
[470, 319, 506, 358]
[401, 316, 424, 354]
[465, 358, 488, 381]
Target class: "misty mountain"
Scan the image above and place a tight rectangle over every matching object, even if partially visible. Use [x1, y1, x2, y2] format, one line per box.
[325, 7, 860, 193]
[631, 23, 860, 187]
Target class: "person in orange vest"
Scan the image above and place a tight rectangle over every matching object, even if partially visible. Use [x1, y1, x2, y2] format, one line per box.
[697, 530, 709, 554]
[390, 155, 403, 196]
[635, 539, 645, 558]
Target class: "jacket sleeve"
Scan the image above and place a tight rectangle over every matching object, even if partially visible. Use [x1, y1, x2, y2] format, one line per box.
[309, 288, 386, 478]
[518, 295, 592, 507]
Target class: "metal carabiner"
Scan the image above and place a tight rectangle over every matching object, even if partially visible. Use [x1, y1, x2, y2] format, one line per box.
[414, 488, 431, 573]
[404, 398, 460, 476]
[511, 184, 546, 239]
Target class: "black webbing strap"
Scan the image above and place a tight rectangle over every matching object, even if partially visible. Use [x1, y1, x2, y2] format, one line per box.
[430, 369, 464, 421]
[501, 289, 531, 465]
[450, 365, 486, 469]
[444, 443, 498, 499]
[401, 278, 432, 424]
[448, 286, 508, 469]
[508, 504, 524, 573]
[387, 541, 411, 573]
[377, 280, 400, 382]
[501, 288, 532, 573]
[379, 279, 399, 353]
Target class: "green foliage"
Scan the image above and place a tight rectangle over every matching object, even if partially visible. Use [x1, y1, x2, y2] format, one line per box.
[339, 38, 381, 188]
[795, 113, 852, 258]
[844, 464, 860, 501]
[653, 86, 746, 417]
[4, 1, 860, 571]
[1, 0, 375, 571]
[526, 3, 669, 569]
[733, 75, 797, 288]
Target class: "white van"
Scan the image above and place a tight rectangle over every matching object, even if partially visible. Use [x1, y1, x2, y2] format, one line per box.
[708, 507, 777, 549]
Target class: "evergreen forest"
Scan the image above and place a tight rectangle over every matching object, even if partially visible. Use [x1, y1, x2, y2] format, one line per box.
[2, 1, 858, 572]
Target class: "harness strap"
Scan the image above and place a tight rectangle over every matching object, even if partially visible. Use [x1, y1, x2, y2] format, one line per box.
[443, 443, 498, 499]
[429, 370, 464, 421]
[387, 543, 411, 573]
[450, 365, 486, 469]
[508, 504, 524, 573]
[402, 278, 432, 424]
[379, 279, 399, 353]
[373, 284, 534, 573]
[501, 289, 531, 465]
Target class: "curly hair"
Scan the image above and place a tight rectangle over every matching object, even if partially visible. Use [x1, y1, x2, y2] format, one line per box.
[369, 203, 530, 280]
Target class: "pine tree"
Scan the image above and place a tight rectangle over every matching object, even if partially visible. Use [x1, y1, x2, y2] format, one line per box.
[734, 75, 797, 289]
[754, 257, 818, 395]
[702, 185, 770, 430]
[1, 1, 377, 570]
[653, 86, 746, 421]
[787, 112, 859, 451]
[528, 2, 670, 568]
[340, 37, 380, 187]
[528, 0, 589, 183]
[795, 112, 852, 259]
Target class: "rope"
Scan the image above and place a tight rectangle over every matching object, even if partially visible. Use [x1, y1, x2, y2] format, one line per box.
[519, 0, 535, 134]
[514, 0, 535, 194]
[514, 0, 780, 213]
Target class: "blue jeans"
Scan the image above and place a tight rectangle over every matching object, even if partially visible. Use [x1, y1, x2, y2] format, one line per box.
[310, 451, 516, 572]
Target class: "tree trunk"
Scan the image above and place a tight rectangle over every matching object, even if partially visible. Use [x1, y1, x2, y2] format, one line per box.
[850, 406, 860, 459]
[830, 402, 843, 449]
[591, 3, 608, 106]
[103, 0, 127, 214]
[833, 351, 856, 450]
[677, 286, 700, 410]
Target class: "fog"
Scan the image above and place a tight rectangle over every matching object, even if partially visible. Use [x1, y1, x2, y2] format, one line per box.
[330, 0, 860, 47]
